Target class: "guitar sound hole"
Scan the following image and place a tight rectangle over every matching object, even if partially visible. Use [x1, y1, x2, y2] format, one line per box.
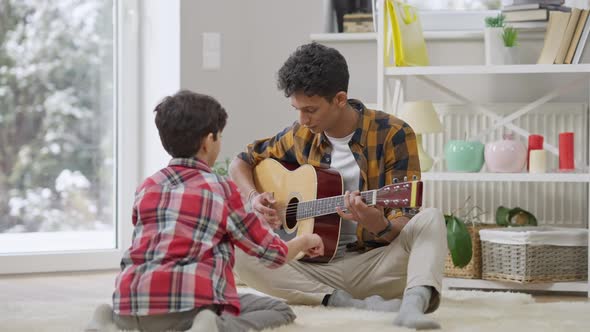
[285, 197, 299, 231]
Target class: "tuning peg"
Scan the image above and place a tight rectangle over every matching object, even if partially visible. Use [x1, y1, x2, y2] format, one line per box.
[403, 176, 408, 182]
[393, 178, 399, 183]
[412, 175, 417, 180]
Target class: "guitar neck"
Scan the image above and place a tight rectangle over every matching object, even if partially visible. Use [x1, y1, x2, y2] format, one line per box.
[296, 190, 377, 220]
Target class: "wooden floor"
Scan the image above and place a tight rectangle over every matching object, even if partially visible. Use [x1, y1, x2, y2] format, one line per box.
[0, 271, 588, 304]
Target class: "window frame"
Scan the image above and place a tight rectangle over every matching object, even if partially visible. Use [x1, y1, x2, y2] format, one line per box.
[0, 0, 140, 274]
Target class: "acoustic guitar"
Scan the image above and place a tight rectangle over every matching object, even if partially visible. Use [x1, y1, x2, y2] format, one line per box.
[253, 158, 423, 263]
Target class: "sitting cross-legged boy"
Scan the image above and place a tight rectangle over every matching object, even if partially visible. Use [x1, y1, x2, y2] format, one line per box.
[85, 90, 324, 332]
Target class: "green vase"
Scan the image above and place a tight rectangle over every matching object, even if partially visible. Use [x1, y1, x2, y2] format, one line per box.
[445, 140, 485, 172]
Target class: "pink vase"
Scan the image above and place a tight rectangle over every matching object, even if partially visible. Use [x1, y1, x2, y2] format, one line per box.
[485, 136, 527, 173]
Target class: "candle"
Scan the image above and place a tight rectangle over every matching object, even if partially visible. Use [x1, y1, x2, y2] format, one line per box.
[559, 132, 574, 170]
[527, 134, 543, 171]
[529, 150, 546, 174]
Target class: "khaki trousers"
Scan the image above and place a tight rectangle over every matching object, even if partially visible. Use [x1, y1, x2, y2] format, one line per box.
[235, 208, 447, 313]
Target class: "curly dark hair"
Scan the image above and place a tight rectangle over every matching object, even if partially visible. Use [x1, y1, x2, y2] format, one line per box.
[154, 90, 227, 158]
[277, 42, 349, 101]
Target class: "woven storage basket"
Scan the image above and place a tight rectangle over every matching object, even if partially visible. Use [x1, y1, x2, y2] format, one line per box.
[480, 227, 588, 283]
[445, 223, 498, 279]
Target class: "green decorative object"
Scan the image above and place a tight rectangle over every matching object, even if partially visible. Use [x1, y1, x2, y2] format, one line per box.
[444, 196, 486, 268]
[496, 206, 538, 227]
[502, 27, 518, 47]
[212, 157, 231, 177]
[485, 14, 505, 28]
[445, 140, 485, 172]
[445, 214, 473, 268]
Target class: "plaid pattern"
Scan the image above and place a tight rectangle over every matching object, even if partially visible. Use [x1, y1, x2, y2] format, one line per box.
[113, 158, 288, 316]
[238, 100, 421, 247]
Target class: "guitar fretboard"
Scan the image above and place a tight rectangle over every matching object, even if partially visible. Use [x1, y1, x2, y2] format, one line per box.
[296, 191, 376, 220]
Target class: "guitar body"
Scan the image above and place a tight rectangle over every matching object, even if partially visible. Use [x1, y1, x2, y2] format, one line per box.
[253, 158, 423, 263]
[253, 158, 343, 263]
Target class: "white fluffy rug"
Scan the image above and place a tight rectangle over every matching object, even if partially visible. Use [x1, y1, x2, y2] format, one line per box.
[1, 289, 589, 332]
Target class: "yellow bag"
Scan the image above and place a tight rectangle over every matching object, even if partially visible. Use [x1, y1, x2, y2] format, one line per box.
[384, 0, 429, 67]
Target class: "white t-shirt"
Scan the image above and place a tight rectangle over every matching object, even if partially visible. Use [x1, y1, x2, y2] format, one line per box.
[325, 132, 361, 258]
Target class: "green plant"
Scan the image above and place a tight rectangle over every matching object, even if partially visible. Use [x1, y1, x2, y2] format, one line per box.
[212, 157, 231, 177]
[444, 197, 487, 268]
[502, 27, 518, 47]
[485, 14, 505, 28]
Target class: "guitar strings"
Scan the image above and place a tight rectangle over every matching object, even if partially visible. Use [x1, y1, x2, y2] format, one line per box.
[268, 192, 375, 218]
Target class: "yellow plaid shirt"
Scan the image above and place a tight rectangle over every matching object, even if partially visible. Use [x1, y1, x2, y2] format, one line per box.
[238, 99, 421, 249]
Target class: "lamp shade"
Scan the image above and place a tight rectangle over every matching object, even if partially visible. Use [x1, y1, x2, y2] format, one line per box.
[398, 101, 443, 134]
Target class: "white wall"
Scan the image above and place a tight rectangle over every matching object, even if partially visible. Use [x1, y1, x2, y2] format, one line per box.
[180, 0, 326, 162]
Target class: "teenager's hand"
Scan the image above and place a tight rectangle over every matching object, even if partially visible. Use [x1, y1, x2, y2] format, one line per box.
[303, 234, 324, 258]
[336, 190, 388, 234]
[251, 192, 281, 229]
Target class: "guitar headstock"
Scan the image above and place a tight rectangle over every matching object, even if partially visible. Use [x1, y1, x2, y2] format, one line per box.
[375, 180, 423, 208]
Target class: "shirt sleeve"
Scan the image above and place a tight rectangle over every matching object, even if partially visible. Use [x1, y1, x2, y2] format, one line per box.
[237, 122, 299, 166]
[224, 182, 288, 268]
[384, 121, 421, 224]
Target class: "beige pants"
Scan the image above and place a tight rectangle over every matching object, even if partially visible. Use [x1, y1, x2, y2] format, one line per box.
[235, 208, 447, 313]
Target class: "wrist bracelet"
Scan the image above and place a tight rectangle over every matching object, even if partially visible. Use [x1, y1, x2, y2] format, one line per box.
[375, 219, 393, 238]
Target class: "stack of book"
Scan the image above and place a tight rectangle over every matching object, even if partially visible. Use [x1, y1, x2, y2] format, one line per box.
[502, 0, 568, 29]
[536, 4, 590, 63]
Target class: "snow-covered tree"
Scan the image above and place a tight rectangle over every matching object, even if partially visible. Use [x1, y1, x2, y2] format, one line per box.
[0, 0, 113, 232]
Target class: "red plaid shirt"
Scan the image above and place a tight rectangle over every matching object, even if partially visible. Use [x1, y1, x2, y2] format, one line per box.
[113, 158, 288, 316]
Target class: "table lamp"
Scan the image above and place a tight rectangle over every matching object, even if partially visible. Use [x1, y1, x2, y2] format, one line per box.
[399, 101, 443, 172]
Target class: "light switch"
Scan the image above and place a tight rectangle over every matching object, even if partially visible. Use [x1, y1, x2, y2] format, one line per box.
[202, 32, 221, 70]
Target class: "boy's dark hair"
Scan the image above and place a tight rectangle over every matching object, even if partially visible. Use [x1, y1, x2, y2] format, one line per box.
[154, 90, 227, 158]
[277, 42, 349, 101]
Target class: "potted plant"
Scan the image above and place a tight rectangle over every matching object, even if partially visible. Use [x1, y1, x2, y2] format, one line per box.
[484, 14, 505, 65]
[502, 26, 519, 64]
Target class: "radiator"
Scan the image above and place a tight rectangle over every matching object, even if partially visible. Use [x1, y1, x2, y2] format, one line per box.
[421, 103, 589, 227]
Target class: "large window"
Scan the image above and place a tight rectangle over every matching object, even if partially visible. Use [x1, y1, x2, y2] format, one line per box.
[0, 0, 116, 254]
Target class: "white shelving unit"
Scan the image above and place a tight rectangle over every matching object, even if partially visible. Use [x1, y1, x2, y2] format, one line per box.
[422, 172, 590, 183]
[383, 64, 590, 76]
[375, 0, 590, 296]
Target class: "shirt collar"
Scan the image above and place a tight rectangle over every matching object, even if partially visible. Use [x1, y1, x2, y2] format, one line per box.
[315, 99, 368, 148]
[168, 157, 212, 172]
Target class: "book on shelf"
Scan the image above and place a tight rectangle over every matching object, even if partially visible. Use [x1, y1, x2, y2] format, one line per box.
[536, 6, 590, 64]
[573, 9, 590, 63]
[504, 9, 550, 21]
[503, 3, 569, 12]
[507, 21, 549, 29]
[565, 9, 589, 63]
[537, 11, 572, 63]
[501, 0, 564, 5]
[555, 7, 581, 63]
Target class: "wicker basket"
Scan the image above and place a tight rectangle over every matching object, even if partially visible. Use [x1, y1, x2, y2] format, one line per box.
[444, 224, 498, 279]
[480, 227, 589, 283]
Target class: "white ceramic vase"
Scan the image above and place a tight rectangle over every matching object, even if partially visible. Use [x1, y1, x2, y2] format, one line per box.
[484, 27, 504, 65]
[502, 46, 519, 65]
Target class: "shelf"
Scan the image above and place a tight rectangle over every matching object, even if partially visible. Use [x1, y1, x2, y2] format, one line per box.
[422, 172, 590, 183]
[444, 278, 588, 293]
[384, 64, 590, 76]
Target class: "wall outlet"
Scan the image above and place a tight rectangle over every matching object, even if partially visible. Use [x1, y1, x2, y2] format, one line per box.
[202, 32, 221, 70]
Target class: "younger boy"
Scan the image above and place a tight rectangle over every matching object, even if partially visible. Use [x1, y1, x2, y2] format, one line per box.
[85, 90, 324, 332]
